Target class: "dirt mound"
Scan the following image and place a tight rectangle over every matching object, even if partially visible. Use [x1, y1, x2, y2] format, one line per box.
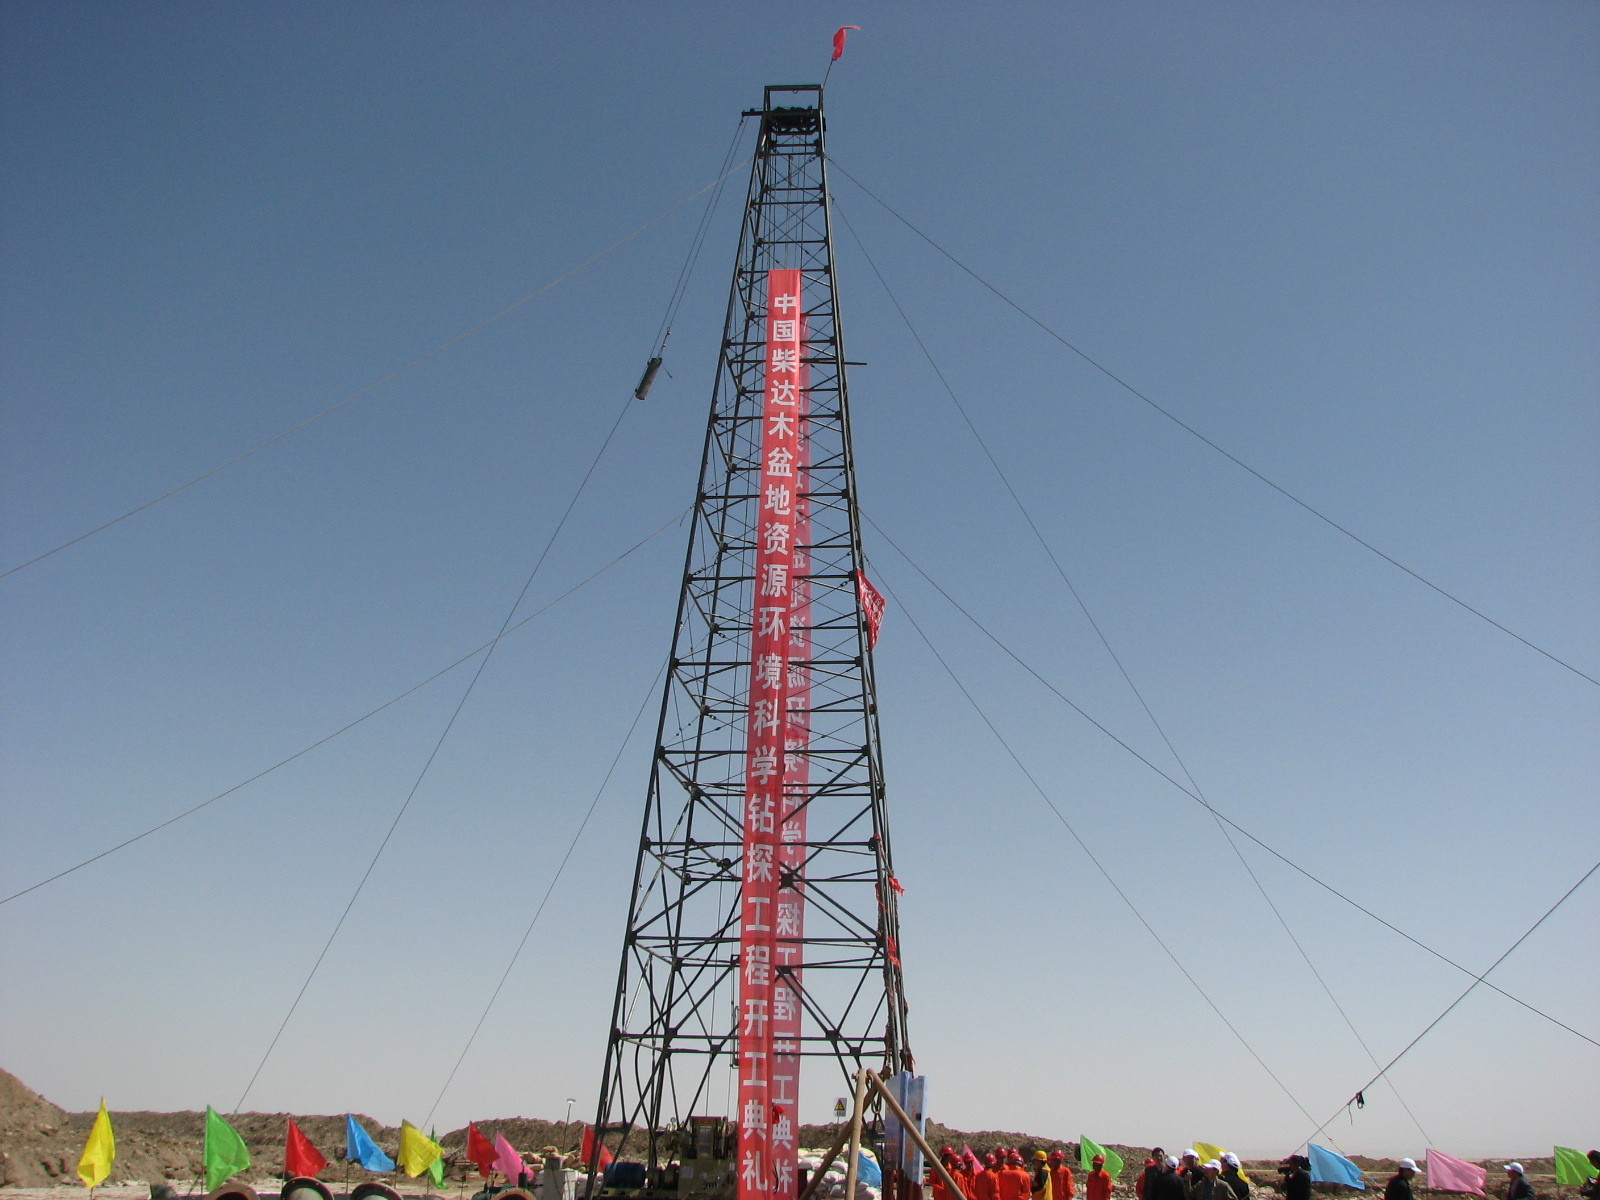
[0, 1069, 68, 1139]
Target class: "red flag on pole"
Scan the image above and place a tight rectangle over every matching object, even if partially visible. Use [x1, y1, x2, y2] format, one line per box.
[285, 1119, 329, 1178]
[856, 569, 886, 648]
[466, 1123, 497, 1180]
[581, 1125, 614, 1172]
[832, 26, 860, 61]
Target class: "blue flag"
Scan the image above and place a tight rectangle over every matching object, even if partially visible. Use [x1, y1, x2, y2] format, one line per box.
[1309, 1145, 1366, 1191]
[346, 1115, 396, 1173]
[857, 1151, 883, 1188]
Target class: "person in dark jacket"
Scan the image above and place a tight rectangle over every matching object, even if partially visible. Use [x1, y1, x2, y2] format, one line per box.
[1504, 1164, 1534, 1200]
[1578, 1152, 1600, 1200]
[1279, 1156, 1312, 1200]
[1138, 1151, 1167, 1200]
[1149, 1157, 1188, 1200]
[1219, 1154, 1249, 1200]
[1384, 1158, 1421, 1200]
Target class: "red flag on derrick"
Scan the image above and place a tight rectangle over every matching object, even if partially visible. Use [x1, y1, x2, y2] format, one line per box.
[857, 570, 886, 648]
[581, 1125, 614, 1172]
[466, 1123, 497, 1180]
[832, 26, 861, 61]
[285, 1119, 329, 1178]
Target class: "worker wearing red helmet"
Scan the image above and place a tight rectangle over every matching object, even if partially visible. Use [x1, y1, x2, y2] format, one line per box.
[997, 1154, 1031, 1200]
[951, 1150, 976, 1200]
[1086, 1156, 1114, 1200]
[974, 1156, 1001, 1200]
[1049, 1150, 1076, 1200]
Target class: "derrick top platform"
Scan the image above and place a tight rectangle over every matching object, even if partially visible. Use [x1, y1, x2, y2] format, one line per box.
[744, 84, 823, 135]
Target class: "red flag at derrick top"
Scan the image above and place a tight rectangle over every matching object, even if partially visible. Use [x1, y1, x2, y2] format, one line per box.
[466, 1123, 497, 1180]
[581, 1125, 614, 1172]
[832, 26, 860, 61]
[285, 1119, 329, 1178]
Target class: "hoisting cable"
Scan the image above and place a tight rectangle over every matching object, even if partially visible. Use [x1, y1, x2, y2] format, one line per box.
[839, 202, 1431, 1142]
[1, 159, 750, 582]
[1301, 856, 1600, 1148]
[870, 565, 1333, 1140]
[424, 656, 668, 1126]
[635, 116, 751, 400]
[234, 394, 643, 1112]
[865, 514, 1600, 1052]
[829, 158, 1598, 691]
[0, 505, 688, 910]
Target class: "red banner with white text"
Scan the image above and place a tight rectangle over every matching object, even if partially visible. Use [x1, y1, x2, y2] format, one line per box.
[738, 269, 804, 1200]
[767, 316, 812, 1200]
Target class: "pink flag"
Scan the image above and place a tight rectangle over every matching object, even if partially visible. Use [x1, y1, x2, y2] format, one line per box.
[493, 1134, 525, 1181]
[964, 1145, 985, 1174]
[831, 26, 860, 61]
[1427, 1151, 1486, 1196]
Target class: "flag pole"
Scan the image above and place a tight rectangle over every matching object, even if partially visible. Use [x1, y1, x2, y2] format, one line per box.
[843, 1069, 870, 1200]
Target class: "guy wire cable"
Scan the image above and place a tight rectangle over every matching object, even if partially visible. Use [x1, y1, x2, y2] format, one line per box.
[838, 201, 1431, 1142]
[642, 115, 750, 377]
[828, 157, 1597, 691]
[1301, 856, 1600, 1148]
[0, 504, 689, 909]
[425, 656, 669, 1126]
[865, 513, 1598, 1052]
[869, 563, 1332, 1142]
[234, 393, 643, 1112]
[3, 158, 751, 582]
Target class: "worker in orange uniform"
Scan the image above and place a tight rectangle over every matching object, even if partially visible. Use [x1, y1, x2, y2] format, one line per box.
[973, 1156, 1001, 1200]
[1049, 1150, 1075, 1200]
[1085, 1156, 1114, 1200]
[939, 1148, 969, 1200]
[932, 1150, 960, 1200]
[951, 1150, 975, 1200]
[1013, 1152, 1035, 1200]
[997, 1154, 1031, 1200]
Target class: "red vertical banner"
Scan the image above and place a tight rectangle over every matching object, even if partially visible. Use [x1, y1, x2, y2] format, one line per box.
[768, 316, 811, 1200]
[739, 269, 804, 1200]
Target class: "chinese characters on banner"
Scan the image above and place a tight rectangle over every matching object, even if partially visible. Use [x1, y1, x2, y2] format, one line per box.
[768, 311, 812, 1200]
[738, 269, 805, 1200]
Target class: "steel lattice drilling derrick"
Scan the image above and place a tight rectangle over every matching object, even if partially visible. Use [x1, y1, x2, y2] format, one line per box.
[590, 85, 911, 1199]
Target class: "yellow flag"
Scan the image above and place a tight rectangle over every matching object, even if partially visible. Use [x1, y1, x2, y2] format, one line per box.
[1194, 1145, 1250, 1184]
[397, 1121, 442, 1179]
[77, 1099, 116, 1189]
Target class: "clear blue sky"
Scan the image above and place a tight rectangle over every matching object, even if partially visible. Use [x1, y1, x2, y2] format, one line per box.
[2, 0, 1595, 1161]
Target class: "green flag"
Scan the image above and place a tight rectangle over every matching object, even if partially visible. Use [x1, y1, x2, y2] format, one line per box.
[427, 1129, 445, 1188]
[1555, 1148, 1595, 1188]
[204, 1106, 251, 1191]
[1080, 1137, 1124, 1180]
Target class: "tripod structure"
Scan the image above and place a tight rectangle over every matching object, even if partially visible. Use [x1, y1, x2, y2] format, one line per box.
[589, 85, 911, 1200]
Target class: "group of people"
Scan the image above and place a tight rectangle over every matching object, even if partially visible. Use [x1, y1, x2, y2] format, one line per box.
[1136, 1149, 1252, 1200]
[931, 1146, 1115, 1200]
[930, 1144, 1595, 1200]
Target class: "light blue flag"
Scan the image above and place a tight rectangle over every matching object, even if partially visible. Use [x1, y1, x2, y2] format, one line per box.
[346, 1115, 396, 1173]
[1309, 1145, 1366, 1191]
[857, 1151, 883, 1188]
